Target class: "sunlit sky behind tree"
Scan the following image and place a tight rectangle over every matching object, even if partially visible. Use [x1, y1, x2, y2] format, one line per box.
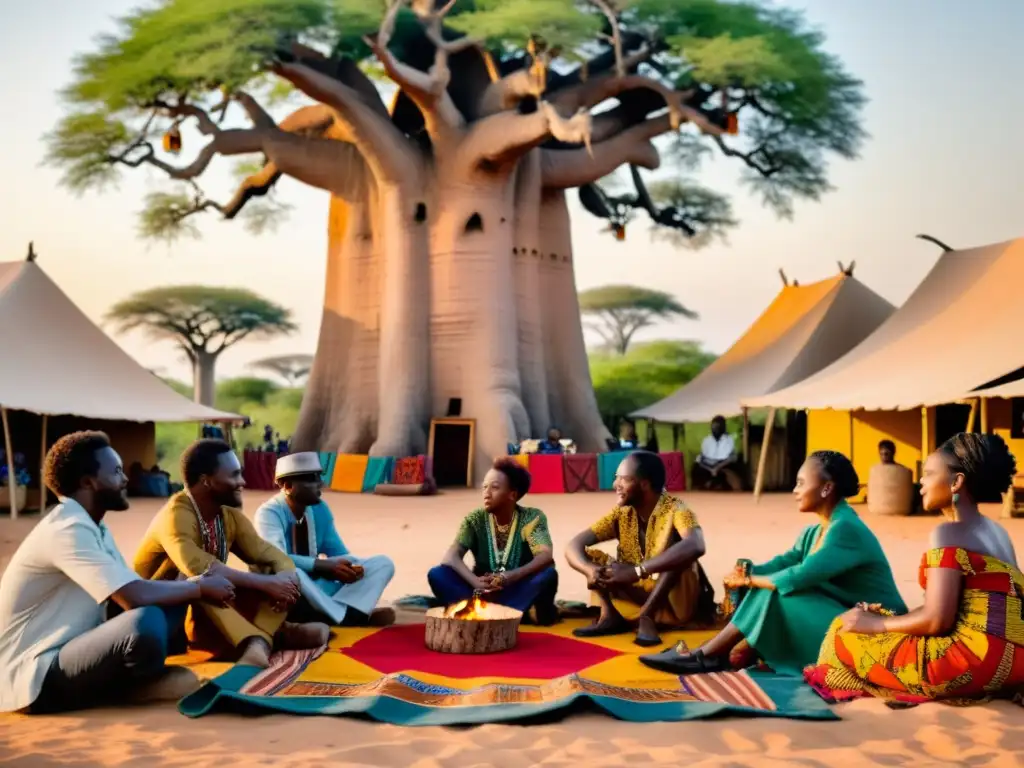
[0, 0, 1020, 383]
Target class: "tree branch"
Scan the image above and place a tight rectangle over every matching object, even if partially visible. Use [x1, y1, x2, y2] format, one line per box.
[459, 101, 592, 171]
[540, 114, 671, 189]
[364, 1, 466, 146]
[272, 60, 420, 184]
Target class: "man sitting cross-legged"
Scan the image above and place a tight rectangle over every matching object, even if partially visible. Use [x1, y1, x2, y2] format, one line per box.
[255, 452, 396, 628]
[0, 431, 235, 714]
[134, 439, 328, 669]
[566, 451, 715, 646]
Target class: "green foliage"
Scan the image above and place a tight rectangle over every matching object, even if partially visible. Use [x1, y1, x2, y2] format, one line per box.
[579, 285, 696, 355]
[106, 285, 297, 353]
[48, 0, 864, 243]
[215, 376, 281, 413]
[160, 377, 194, 397]
[645, 179, 736, 248]
[138, 190, 203, 242]
[449, 0, 601, 51]
[589, 339, 716, 426]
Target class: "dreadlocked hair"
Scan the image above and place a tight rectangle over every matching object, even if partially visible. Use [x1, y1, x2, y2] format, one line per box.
[939, 432, 1016, 503]
[808, 450, 860, 499]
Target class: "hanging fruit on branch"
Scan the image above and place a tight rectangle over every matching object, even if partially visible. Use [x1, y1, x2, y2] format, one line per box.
[162, 125, 182, 154]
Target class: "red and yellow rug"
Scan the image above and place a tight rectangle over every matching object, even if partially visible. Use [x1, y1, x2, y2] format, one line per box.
[177, 619, 837, 725]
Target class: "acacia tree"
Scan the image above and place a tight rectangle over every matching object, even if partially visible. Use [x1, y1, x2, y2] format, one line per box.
[250, 353, 315, 385]
[106, 286, 296, 406]
[49, 0, 864, 480]
[580, 284, 695, 354]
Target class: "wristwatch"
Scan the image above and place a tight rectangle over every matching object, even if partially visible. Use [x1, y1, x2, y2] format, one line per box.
[634, 564, 649, 580]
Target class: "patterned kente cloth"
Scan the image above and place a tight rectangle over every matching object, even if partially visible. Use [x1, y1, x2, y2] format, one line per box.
[805, 546, 1024, 704]
[455, 506, 552, 575]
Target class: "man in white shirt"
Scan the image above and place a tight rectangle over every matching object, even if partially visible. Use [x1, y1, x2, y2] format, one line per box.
[0, 431, 234, 713]
[691, 415, 743, 491]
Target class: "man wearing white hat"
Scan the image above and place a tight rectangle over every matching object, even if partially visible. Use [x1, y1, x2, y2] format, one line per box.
[254, 453, 395, 627]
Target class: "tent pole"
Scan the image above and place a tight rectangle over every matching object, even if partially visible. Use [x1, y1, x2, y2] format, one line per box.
[966, 399, 978, 433]
[2, 407, 17, 520]
[672, 424, 680, 452]
[980, 398, 989, 433]
[39, 414, 47, 514]
[742, 408, 751, 464]
[753, 407, 776, 503]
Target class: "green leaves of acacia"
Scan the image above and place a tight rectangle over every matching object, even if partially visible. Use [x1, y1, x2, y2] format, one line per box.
[448, 0, 601, 51]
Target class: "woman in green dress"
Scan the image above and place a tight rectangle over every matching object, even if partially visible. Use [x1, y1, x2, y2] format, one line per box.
[640, 450, 906, 675]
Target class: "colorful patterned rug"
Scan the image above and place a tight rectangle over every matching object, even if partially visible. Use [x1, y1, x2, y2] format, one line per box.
[177, 619, 837, 725]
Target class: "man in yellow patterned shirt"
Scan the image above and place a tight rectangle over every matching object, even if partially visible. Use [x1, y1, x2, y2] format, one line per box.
[565, 451, 714, 646]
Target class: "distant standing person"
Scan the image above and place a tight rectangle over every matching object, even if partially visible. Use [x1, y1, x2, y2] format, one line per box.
[537, 427, 565, 454]
[691, 415, 743, 491]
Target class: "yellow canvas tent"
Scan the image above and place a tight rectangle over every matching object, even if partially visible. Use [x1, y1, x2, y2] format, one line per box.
[633, 270, 895, 423]
[0, 258, 239, 517]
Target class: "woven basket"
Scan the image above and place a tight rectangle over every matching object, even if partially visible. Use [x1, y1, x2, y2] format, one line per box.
[867, 463, 914, 516]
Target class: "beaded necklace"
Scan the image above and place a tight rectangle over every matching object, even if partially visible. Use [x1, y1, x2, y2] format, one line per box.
[486, 508, 520, 573]
[185, 490, 228, 562]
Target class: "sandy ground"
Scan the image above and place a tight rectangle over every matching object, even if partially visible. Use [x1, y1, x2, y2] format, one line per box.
[2, 490, 1024, 767]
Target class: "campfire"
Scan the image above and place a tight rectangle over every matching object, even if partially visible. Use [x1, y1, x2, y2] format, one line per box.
[425, 596, 523, 654]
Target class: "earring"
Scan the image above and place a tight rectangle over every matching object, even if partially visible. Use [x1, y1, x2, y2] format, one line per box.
[952, 492, 960, 505]
[821, 490, 828, 498]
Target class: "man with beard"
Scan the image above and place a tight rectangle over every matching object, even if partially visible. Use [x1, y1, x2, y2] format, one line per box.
[565, 451, 714, 646]
[0, 431, 235, 713]
[254, 453, 396, 627]
[134, 439, 328, 669]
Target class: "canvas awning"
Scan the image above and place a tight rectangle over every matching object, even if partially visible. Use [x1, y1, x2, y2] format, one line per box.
[0, 259, 240, 423]
[631, 271, 895, 423]
[743, 238, 1024, 411]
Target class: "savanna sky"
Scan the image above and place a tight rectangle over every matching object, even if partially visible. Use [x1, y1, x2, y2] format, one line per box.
[0, 0, 1020, 382]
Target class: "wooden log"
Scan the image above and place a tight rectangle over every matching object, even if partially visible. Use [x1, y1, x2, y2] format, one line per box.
[425, 604, 522, 654]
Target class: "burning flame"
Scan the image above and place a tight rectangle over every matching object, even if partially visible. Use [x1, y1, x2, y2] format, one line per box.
[443, 595, 499, 620]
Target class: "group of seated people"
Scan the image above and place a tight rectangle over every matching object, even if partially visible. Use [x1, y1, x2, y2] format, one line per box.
[1, 428, 1022, 715]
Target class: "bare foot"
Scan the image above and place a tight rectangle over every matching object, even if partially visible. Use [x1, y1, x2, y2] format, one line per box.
[237, 637, 272, 668]
[368, 607, 396, 627]
[275, 621, 330, 649]
[128, 667, 203, 704]
[634, 616, 662, 647]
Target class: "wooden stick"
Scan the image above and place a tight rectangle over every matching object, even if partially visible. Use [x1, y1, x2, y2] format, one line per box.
[39, 414, 47, 514]
[2, 407, 17, 520]
[966, 399, 978, 433]
[980, 398, 990, 433]
[753, 407, 776, 503]
[741, 408, 750, 464]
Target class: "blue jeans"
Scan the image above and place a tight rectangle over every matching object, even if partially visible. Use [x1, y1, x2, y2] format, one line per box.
[30, 604, 186, 713]
[428, 565, 559, 617]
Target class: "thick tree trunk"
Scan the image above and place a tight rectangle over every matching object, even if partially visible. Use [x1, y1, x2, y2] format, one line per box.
[538, 189, 613, 453]
[193, 350, 218, 407]
[293, 194, 380, 454]
[430, 171, 530, 483]
[512, 151, 552, 436]
[369, 182, 431, 457]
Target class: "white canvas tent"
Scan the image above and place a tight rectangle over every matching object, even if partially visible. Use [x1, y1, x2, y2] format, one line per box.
[743, 238, 1024, 411]
[632, 270, 895, 423]
[0, 257, 239, 518]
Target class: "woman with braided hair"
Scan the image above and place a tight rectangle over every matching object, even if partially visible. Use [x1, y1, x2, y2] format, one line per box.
[641, 451, 905, 675]
[806, 433, 1024, 705]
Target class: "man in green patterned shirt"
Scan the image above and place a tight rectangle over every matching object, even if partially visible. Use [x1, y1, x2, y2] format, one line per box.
[428, 458, 559, 624]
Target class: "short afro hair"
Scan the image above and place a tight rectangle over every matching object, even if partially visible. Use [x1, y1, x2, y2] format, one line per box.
[939, 432, 1017, 503]
[629, 450, 666, 494]
[180, 439, 235, 487]
[808, 450, 860, 499]
[44, 431, 112, 497]
[491, 457, 531, 499]
[878, 439, 896, 453]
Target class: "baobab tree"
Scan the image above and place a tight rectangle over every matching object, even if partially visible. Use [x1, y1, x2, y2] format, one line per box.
[106, 286, 296, 406]
[250, 353, 315, 386]
[47, 0, 864, 480]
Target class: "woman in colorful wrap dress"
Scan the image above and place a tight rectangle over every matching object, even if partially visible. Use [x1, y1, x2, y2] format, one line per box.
[806, 433, 1024, 705]
[641, 451, 905, 676]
